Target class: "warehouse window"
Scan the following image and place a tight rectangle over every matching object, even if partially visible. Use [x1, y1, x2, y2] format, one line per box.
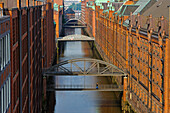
[2, 37, 6, 68]
[0, 33, 10, 71]
[1, 87, 3, 113]
[0, 77, 11, 113]
[7, 33, 10, 63]
[0, 38, 2, 71]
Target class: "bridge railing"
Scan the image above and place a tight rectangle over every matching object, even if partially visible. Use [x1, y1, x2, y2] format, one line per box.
[47, 84, 123, 90]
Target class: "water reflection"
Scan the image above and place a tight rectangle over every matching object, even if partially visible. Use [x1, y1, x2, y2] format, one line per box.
[46, 28, 122, 113]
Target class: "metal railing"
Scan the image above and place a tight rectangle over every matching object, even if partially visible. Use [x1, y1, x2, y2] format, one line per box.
[47, 84, 123, 91]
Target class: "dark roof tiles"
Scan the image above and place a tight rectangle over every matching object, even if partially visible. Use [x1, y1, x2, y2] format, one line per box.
[143, 0, 170, 19]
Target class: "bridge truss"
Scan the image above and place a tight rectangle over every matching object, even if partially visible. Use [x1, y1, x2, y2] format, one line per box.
[44, 58, 127, 91]
[63, 18, 87, 28]
[44, 58, 126, 77]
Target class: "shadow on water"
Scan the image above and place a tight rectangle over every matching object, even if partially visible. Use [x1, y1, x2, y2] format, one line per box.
[46, 28, 123, 113]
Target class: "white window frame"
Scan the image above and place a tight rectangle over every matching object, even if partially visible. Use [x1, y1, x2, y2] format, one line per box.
[1, 87, 3, 113]
[0, 38, 2, 71]
[1, 38, 3, 70]
[5, 36, 7, 65]
[4, 84, 6, 113]
[6, 80, 8, 108]
[0, 90, 1, 113]
[9, 78, 10, 103]
[8, 33, 10, 63]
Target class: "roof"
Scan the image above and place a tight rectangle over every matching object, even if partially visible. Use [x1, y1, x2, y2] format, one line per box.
[133, 0, 156, 15]
[65, 8, 75, 14]
[143, 0, 170, 19]
[0, 16, 10, 24]
[114, 5, 139, 16]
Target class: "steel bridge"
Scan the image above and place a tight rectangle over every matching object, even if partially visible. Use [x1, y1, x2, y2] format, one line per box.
[44, 58, 126, 76]
[63, 18, 87, 28]
[57, 35, 95, 42]
[44, 58, 127, 91]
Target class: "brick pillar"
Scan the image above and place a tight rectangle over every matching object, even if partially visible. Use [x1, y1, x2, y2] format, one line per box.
[123, 76, 128, 101]
[164, 38, 170, 113]
[9, 10, 13, 113]
[17, 0, 21, 8]
[92, 9, 95, 38]
[0, 2, 4, 8]
[147, 15, 153, 111]
[116, 16, 120, 67]
[43, 77, 47, 100]
[164, 8, 170, 112]
[26, 0, 29, 6]
[113, 15, 116, 65]
[125, 27, 129, 84]
[105, 17, 108, 57]
[109, 11, 114, 19]
[53, 4, 60, 38]
[136, 27, 140, 83]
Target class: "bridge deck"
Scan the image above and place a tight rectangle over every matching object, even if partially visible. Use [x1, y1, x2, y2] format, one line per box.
[44, 73, 124, 76]
[47, 89, 123, 91]
[57, 35, 95, 41]
[47, 84, 123, 91]
[63, 26, 87, 28]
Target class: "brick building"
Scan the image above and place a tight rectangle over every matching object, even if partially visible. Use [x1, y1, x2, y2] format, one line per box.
[0, 8, 11, 113]
[0, 0, 56, 113]
[83, 0, 170, 112]
[0, 0, 44, 8]
[54, 0, 64, 6]
[54, 3, 63, 38]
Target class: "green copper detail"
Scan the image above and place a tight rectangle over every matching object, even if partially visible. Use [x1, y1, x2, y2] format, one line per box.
[92, 5, 95, 10]
[54, 3, 58, 11]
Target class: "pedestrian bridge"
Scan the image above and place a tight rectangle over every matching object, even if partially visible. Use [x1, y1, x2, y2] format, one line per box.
[44, 58, 126, 77]
[63, 18, 87, 28]
[47, 84, 123, 91]
[57, 35, 95, 42]
[44, 58, 127, 92]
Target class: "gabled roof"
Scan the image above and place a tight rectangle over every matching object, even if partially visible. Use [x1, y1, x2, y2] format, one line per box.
[113, 0, 158, 16]
[114, 5, 139, 16]
[133, 0, 157, 15]
[143, 0, 170, 19]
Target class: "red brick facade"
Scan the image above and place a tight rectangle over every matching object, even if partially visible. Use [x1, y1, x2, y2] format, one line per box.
[0, 14, 11, 113]
[84, 3, 170, 113]
[2, 2, 55, 113]
[54, 0, 64, 6]
[0, 0, 44, 8]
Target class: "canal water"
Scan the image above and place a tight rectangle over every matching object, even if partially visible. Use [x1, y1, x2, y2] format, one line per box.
[46, 28, 122, 113]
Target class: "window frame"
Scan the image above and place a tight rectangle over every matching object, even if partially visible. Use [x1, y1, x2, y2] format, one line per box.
[0, 38, 2, 71]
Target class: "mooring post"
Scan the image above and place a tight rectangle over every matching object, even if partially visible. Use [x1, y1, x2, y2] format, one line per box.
[123, 75, 128, 102]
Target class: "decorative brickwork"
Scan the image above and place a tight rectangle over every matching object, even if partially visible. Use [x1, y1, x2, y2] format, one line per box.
[2, 2, 55, 113]
[84, 4, 170, 113]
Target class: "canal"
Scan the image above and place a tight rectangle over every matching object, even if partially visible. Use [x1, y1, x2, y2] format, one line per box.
[46, 28, 122, 113]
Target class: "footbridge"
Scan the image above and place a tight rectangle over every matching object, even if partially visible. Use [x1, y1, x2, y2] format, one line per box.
[63, 18, 87, 28]
[44, 58, 128, 92]
[57, 35, 95, 42]
[46, 84, 123, 91]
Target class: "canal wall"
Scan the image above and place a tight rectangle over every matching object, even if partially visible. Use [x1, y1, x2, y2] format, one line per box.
[83, 3, 170, 113]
